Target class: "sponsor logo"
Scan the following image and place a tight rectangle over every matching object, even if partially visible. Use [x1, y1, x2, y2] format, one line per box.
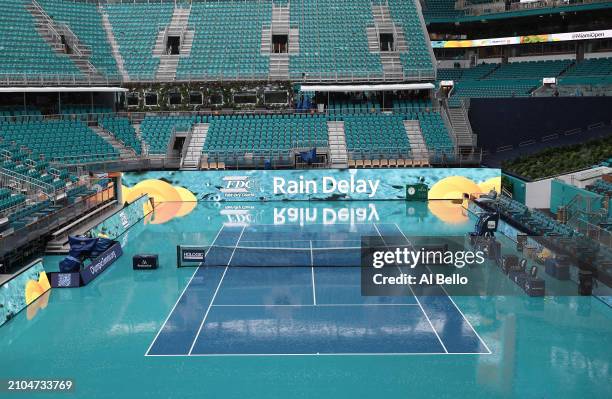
[181, 248, 206, 262]
[220, 176, 258, 198]
[89, 251, 117, 275]
[571, 32, 605, 40]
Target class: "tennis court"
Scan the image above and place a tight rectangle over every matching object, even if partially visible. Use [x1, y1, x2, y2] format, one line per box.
[1, 201, 609, 399]
[147, 223, 490, 356]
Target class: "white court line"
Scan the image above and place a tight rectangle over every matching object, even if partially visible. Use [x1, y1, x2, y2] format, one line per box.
[211, 303, 420, 307]
[187, 225, 246, 356]
[310, 240, 317, 305]
[145, 224, 226, 356]
[218, 245, 362, 251]
[373, 223, 449, 354]
[147, 351, 491, 358]
[393, 223, 492, 355]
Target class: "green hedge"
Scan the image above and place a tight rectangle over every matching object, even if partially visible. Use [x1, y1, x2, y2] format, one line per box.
[502, 135, 612, 180]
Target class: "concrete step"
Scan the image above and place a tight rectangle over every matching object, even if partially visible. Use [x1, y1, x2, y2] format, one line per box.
[91, 126, 136, 158]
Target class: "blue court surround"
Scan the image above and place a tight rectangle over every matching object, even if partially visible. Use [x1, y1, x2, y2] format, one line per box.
[146, 223, 491, 356]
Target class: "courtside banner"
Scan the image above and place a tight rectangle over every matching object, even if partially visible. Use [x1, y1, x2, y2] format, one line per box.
[80, 242, 123, 285]
[179, 246, 206, 264]
[122, 168, 501, 202]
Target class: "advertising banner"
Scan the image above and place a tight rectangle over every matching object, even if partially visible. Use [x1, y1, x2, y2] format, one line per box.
[89, 195, 151, 239]
[431, 29, 612, 48]
[121, 168, 501, 202]
[0, 260, 50, 326]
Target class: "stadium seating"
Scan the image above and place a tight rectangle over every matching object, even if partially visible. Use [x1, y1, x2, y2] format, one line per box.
[392, 98, 433, 113]
[328, 100, 381, 114]
[559, 57, 612, 85]
[105, 2, 174, 80]
[99, 116, 143, 155]
[1, 143, 76, 190]
[486, 60, 572, 81]
[439, 63, 498, 81]
[0, 188, 25, 213]
[204, 114, 328, 153]
[140, 115, 199, 154]
[586, 179, 612, 197]
[0, 107, 43, 120]
[124, 110, 453, 161]
[1, 0, 434, 82]
[449, 80, 537, 105]
[418, 112, 454, 151]
[62, 106, 113, 115]
[0, 118, 119, 163]
[421, 0, 465, 21]
[386, 0, 435, 75]
[495, 195, 580, 237]
[289, 0, 383, 79]
[37, 0, 119, 79]
[0, 0, 81, 80]
[340, 114, 410, 158]
[176, 1, 271, 80]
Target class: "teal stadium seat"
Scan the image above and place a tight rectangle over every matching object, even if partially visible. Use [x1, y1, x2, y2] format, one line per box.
[140, 115, 200, 154]
[105, 2, 174, 80]
[176, 1, 272, 80]
[0, 118, 118, 163]
[203, 114, 328, 154]
[0, 0, 81, 80]
[99, 116, 143, 155]
[289, 0, 383, 80]
[38, 0, 120, 79]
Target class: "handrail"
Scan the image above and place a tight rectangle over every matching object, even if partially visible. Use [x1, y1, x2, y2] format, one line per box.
[48, 152, 124, 166]
[0, 72, 121, 86]
[0, 107, 451, 123]
[30, 0, 63, 45]
[0, 168, 57, 201]
[179, 126, 194, 166]
[439, 106, 458, 147]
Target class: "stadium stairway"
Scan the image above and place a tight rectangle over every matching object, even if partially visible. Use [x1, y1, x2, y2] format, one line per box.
[90, 125, 136, 159]
[154, 5, 194, 81]
[27, 0, 103, 82]
[402, 120, 429, 164]
[266, 3, 293, 80]
[326, 121, 349, 169]
[99, 5, 129, 81]
[446, 106, 475, 147]
[182, 123, 209, 170]
[371, 3, 407, 80]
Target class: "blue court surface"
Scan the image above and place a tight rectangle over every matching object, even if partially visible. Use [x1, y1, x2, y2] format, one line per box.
[147, 223, 489, 356]
[1, 201, 610, 399]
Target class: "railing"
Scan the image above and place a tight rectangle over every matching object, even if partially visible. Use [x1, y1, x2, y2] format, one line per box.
[48, 153, 123, 166]
[140, 67, 436, 84]
[30, 0, 63, 45]
[0, 167, 58, 199]
[0, 73, 122, 87]
[0, 184, 116, 260]
[178, 126, 194, 166]
[59, 23, 93, 60]
[568, 217, 612, 248]
[347, 146, 481, 166]
[439, 106, 458, 148]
